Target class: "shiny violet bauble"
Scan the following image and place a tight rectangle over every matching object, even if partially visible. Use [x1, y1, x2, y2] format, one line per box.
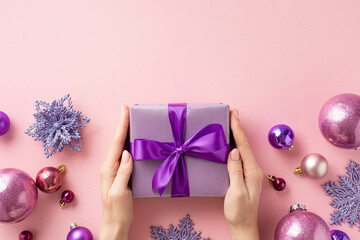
[67, 223, 93, 240]
[319, 93, 360, 149]
[0, 168, 38, 223]
[19, 230, 33, 240]
[0, 111, 10, 136]
[275, 204, 331, 240]
[35, 165, 66, 193]
[294, 153, 328, 179]
[331, 230, 350, 240]
[268, 124, 294, 150]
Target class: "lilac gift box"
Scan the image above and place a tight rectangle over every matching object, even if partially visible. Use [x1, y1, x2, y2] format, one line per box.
[129, 103, 230, 198]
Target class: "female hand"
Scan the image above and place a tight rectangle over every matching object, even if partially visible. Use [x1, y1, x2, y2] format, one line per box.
[224, 109, 264, 240]
[99, 104, 133, 240]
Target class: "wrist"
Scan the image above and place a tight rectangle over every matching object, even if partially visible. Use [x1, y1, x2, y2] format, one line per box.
[229, 225, 260, 240]
[100, 222, 129, 240]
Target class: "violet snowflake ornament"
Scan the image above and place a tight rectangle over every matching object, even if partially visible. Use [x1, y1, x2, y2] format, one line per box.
[151, 215, 210, 240]
[25, 94, 90, 158]
[322, 160, 360, 231]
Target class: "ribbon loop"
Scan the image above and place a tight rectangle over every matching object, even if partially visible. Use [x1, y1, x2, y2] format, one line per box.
[131, 104, 230, 197]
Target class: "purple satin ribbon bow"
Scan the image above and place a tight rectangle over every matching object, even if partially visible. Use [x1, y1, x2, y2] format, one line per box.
[130, 104, 231, 197]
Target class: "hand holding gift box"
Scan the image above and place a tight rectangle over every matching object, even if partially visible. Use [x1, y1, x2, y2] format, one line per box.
[130, 103, 231, 198]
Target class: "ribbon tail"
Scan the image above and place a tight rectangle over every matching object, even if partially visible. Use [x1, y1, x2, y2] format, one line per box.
[152, 151, 180, 196]
[171, 154, 190, 197]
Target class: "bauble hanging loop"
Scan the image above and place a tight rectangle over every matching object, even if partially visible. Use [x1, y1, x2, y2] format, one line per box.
[267, 175, 286, 191]
[36, 164, 66, 193]
[268, 124, 294, 150]
[294, 153, 328, 179]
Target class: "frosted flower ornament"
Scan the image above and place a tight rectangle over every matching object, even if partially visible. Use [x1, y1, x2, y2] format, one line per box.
[322, 160, 360, 231]
[25, 94, 90, 158]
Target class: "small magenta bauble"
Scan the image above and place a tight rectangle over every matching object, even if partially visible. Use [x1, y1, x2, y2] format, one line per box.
[19, 230, 33, 240]
[319, 93, 360, 149]
[0, 168, 38, 223]
[268, 124, 294, 150]
[0, 111, 10, 136]
[267, 175, 286, 191]
[331, 230, 350, 240]
[294, 153, 328, 179]
[36, 164, 66, 193]
[67, 223, 93, 240]
[60, 190, 75, 208]
[274, 204, 331, 240]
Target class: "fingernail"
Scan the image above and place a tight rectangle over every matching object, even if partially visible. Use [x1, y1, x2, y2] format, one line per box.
[122, 150, 130, 163]
[230, 149, 240, 161]
[121, 104, 125, 112]
[233, 108, 239, 119]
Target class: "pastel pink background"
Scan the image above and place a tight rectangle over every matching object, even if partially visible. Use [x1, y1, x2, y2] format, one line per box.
[1, 1, 360, 239]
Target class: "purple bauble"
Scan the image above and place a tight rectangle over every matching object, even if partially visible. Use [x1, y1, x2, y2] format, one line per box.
[331, 230, 350, 240]
[268, 124, 295, 150]
[275, 204, 331, 240]
[0, 111, 10, 136]
[67, 223, 93, 240]
[0, 168, 38, 223]
[319, 93, 360, 149]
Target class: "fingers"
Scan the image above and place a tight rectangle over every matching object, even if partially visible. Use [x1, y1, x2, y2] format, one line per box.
[101, 104, 130, 198]
[230, 108, 263, 200]
[106, 104, 130, 164]
[227, 148, 249, 197]
[230, 109, 258, 171]
[111, 150, 133, 193]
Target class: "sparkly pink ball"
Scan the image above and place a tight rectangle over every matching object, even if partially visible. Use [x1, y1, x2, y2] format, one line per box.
[319, 93, 360, 149]
[274, 204, 330, 240]
[0, 168, 38, 223]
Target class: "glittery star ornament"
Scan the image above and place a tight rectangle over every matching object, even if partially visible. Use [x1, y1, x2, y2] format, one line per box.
[322, 160, 360, 231]
[151, 215, 210, 240]
[25, 94, 90, 158]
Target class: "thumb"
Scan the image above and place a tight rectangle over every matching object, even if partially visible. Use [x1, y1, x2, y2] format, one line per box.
[227, 149, 248, 193]
[112, 150, 133, 192]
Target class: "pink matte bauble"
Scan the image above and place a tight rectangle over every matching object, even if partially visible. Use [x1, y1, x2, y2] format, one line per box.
[275, 204, 331, 240]
[319, 93, 360, 149]
[301, 153, 328, 179]
[0, 168, 38, 223]
[36, 167, 63, 193]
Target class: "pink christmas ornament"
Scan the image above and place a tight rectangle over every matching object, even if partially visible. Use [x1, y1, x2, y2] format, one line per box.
[267, 175, 286, 191]
[19, 230, 33, 240]
[294, 153, 328, 179]
[35, 165, 66, 193]
[275, 204, 331, 240]
[59, 190, 75, 208]
[0, 168, 38, 223]
[319, 93, 360, 149]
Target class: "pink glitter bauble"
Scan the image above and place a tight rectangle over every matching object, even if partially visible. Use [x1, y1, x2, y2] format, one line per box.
[0, 168, 38, 223]
[319, 93, 360, 149]
[274, 204, 330, 240]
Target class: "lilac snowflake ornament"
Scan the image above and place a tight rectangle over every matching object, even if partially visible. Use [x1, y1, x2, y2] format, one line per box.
[322, 160, 360, 231]
[151, 215, 211, 240]
[25, 94, 90, 158]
